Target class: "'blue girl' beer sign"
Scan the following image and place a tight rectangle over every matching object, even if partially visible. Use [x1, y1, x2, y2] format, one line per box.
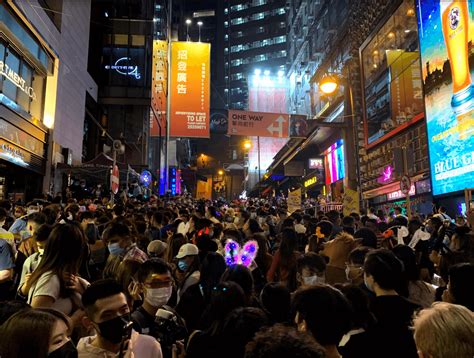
[416, 0, 474, 195]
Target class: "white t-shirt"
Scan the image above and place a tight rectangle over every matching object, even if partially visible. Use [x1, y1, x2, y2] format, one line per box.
[27, 271, 86, 314]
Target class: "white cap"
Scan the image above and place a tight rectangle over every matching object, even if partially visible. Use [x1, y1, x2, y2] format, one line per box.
[175, 243, 199, 259]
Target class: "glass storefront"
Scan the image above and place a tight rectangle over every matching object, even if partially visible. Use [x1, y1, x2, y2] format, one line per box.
[361, 0, 424, 145]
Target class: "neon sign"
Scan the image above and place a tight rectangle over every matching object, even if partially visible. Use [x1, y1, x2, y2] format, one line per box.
[304, 176, 318, 188]
[377, 165, 394, 184]
[387, 184, 416, 200]
[0, 61, 36, 100]
[140, 170, 152, 187]
[105, 57, 141, 79]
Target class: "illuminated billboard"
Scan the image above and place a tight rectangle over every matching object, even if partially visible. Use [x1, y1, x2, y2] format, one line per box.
[325, 140, 345, 184]
[416, 0, 474, 195]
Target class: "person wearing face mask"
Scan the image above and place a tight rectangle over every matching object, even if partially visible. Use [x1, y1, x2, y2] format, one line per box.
[18, 224, 52, 298]
[175, 243, 200, 302]
[363, 249, 419, 358]
[79, 279, 162, 358]
[131, 259, 175, 334]
[0, 308, 78, 358]
[296, 253, 327, 288]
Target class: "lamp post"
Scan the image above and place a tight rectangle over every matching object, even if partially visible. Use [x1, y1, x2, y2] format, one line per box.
[197, 21, 203, 42]
[318, 71, 363, 210]
[186, 19, 192, 41]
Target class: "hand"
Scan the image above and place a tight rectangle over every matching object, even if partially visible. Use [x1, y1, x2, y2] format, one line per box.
[128, 280, 142, 302]
[24, 273, 32, 286]
[70, 308, 86, 327]
[172, 341, 185, 358]
[64, 273, 85, 294]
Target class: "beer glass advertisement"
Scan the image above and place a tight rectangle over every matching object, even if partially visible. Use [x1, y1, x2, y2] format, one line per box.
[416, 0, 474, 195]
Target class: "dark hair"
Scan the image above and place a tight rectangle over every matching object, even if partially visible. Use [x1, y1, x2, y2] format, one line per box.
[292, 213, 302, 223]
[137, 258, 170, 283]
[392, 244, 419, 282]
[252, 233, 270, 274]
[205, 281, 246, 336]
[297, 253, 326, 274]
[354, 228, 378, 248]
[326, 210, 341, 225]
[292, 285, 352, 345]
[25, 223, 87, 297]
[260, 283, 291, 323]
[0, 308, 71, 358]
[199, 252, 227, 299]
[245, 324, 325, 358]
[448, 263, 474, 311]
[103, 218, 133, 243]
[363, 249, 405, 291]
[342, 216, 355, 227]
[0, 207, 8, 221]
[80, 211, 95, 222]
[248, 219, 263, 234]
[348, 246, 372, 266]
[167, 233, 187, 262]
[316, 220, 333, 237]
[34, 224, 53, 243]
[221, 264, 254, 302]
[394, 206, 403, 214]
[334, 284, 376, 330]
[27, 212, 47, 226]
[113, 205, 124, 217]
[221, 307, 270, 358]
[82, 279, 124, 315]
[279, 228, 298, 267]
[0, 300, 30, 326]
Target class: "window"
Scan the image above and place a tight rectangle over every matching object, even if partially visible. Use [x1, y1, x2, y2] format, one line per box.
[114, 34, 129, 45]
[224, 21, 229, 27]
[275, 35, 286, 44]
[277, 7, 285, 15]
[38, 0, 63, 31]
[224, 8, 228, 14]
[2, 49, 20, 101]
[131, 35, 145, 47]
[252, 12, 264, 20]
[361, 0, 422, 145]
[0, 43, 46, 120]
[231, 17, 244, 25]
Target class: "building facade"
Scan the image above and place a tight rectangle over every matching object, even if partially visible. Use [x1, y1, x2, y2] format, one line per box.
[1, 0, 97, 200]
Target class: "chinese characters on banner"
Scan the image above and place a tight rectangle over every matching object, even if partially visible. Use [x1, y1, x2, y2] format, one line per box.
[170, 42, 210, 138]
[150, 40, 168, 137]
[227, 110, 289, 138]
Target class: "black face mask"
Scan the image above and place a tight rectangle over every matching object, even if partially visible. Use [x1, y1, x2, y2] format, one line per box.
[96, 314, 132, 344]
[49, 340, 78, 358]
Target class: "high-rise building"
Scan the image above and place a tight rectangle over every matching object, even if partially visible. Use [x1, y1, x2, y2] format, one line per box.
[0, 0, 97, 200]
[87, 0, 156, 171]
[216, 0, 287, 110]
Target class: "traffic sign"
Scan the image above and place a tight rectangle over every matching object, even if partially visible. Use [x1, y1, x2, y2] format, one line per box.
[111, 165, 119, 194]
[400, 175, 411, 195]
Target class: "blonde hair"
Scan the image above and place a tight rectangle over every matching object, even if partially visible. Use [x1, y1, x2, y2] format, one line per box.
[414, 302, 474, 358]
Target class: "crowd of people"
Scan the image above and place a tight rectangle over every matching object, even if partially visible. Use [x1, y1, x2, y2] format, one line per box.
[0, 193, 473, 358]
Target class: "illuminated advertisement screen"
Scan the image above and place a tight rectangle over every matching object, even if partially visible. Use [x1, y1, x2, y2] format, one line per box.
[416, 0, 474, 195]
[325, 140, 345, 184]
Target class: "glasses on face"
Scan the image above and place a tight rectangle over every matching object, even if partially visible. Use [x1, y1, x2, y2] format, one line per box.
[345, 263, 363, 270]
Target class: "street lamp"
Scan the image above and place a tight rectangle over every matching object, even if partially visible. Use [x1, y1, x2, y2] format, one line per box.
[186, 19, 192, 41]
[319, 73, 339, 95]
[243, 140, 252, 150]
[197, 21, 203, 42]
[218, 169, 224, 176]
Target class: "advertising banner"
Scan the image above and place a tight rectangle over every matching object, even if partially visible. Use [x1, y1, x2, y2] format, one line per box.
[150, 40, 168, 137]
[169, 42, 210, 138]
[289, 114, 310, 138]
[288, 188, 302, 213]
[227, 110, 289, 138]
[416, 0, 474, 195]
[196, 176, 212, 200]
[325, 140, 345, 184]
[343, 188, 360, 216]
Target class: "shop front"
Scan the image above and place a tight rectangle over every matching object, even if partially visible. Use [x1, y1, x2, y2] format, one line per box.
[0, 4, 54, 201]
[365, 177, 433, 217]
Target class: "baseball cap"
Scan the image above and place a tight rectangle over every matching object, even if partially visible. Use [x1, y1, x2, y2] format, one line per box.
[147, 240, 168, 257]
[175, 243, 199, 259]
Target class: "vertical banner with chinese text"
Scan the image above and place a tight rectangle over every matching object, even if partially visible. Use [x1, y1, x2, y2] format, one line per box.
[150, 40, 168, 137]
[170, 42, 210, 138]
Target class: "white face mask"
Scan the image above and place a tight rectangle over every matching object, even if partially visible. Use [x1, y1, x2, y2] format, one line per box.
[144, 286, 173, 308]
[303, 275, 325, 286]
